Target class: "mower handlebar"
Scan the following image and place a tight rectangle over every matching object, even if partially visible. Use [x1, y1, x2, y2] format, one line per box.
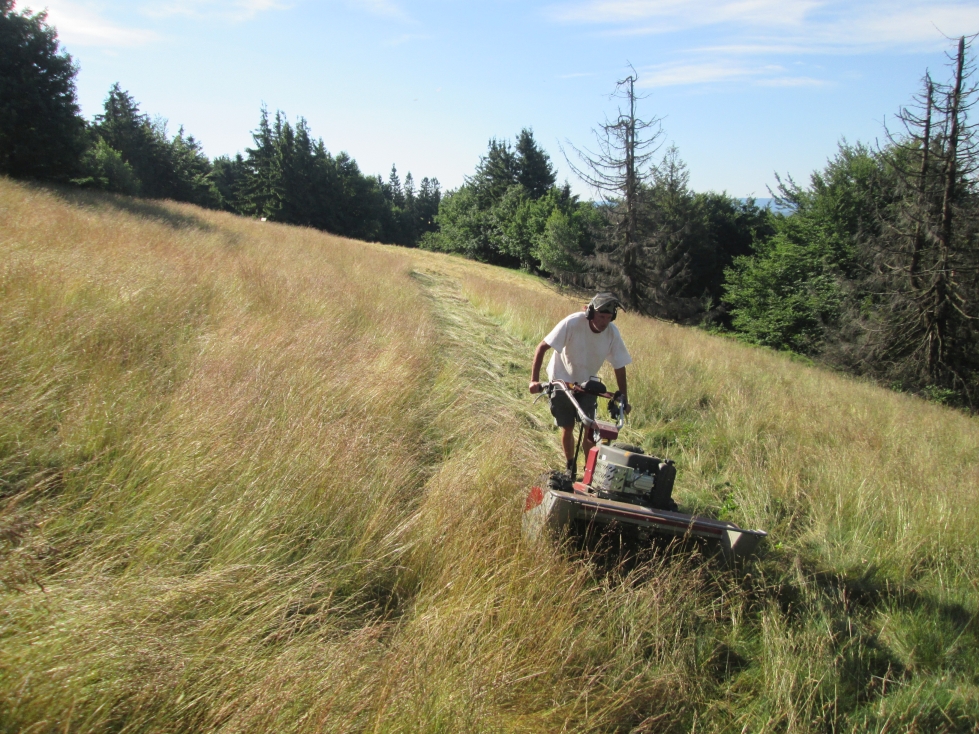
[540, 380, 627, 431]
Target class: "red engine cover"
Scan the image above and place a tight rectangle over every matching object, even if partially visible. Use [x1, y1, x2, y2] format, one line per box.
[593, 420, 619, 442]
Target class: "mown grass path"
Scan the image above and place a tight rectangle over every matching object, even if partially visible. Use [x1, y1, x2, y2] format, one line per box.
[410, 267, 555, 465]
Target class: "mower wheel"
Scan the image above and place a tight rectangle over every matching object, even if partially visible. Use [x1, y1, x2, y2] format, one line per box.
[545, 470, 574, 493]
[611, 442, 644, 454]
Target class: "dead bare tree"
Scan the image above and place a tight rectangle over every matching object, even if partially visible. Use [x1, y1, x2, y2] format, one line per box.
[860, 35, 979, 404]
[563, 70, 665, 311]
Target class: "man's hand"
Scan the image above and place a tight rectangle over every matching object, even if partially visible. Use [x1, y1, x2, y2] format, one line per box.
[612, 391, 632, 416]
[529, 381, 543, 394]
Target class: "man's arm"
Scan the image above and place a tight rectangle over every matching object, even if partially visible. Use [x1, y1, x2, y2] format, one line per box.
[613, 366, 631, 414]
[529, 340, 551, 394]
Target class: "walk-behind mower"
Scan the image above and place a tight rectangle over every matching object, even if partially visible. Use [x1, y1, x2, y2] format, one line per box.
[522, 381, 767, 561]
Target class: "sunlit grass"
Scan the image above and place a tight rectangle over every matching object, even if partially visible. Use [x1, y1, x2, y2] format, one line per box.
[2, 178, 978, 732]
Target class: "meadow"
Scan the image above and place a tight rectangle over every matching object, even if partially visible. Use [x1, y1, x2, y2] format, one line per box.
[1, 177, 978, 732]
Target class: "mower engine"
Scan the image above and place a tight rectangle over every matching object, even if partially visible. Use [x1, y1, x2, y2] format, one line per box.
[582, 444, 677, 510]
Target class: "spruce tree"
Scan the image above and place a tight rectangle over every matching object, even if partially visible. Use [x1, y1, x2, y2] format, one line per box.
[470, 138, 519, 207]
[237, 106, 283, 219]
[211, 154, 247, 211]
[387, 164, 404, 208]
[168, 127, 219, 208]
[0, 0, 86, 180]
[515, 128, 556, 199]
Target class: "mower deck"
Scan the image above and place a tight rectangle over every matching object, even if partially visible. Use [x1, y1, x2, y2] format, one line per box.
[523, 481, 767, 561]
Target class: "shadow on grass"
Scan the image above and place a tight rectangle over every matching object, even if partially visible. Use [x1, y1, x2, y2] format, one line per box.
[566, 525, 978, 726]
[769, 561, 978, 634]
[25, 181, 219, 232]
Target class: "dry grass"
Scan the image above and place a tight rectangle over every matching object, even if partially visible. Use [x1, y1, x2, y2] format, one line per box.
[2, 178, 978, 733]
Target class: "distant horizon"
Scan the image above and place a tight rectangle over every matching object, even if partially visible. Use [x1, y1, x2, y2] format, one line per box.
[31, 0, 979, 199]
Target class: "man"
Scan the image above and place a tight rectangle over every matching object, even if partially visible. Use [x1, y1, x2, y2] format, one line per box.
[529, 292, 632, 474]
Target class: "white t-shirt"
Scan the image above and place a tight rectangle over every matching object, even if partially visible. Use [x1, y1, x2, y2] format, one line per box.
[544, 312, 632, 384]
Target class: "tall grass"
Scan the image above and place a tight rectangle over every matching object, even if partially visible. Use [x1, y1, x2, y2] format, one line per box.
[2, 178, 978, 732]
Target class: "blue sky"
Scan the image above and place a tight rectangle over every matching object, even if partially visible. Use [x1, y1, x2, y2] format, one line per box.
[30, 0, 979, 199]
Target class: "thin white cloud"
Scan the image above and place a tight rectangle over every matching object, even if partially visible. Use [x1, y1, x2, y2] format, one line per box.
[824, 5, 979, 49]
[548, 0, 978, 90]
[635, 60, 831, 87]
[147, 0, 290, 21]
[356, 0, 412, 22]
[551, 0, 819, 29]
[547, 0, 979, 53]
[756, 76, 829, 87]
[40, 1, 160, 47]
[637, 61, 759, 87]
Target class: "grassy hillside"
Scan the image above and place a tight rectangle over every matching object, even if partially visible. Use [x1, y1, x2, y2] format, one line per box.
[1, 177, 978, 733]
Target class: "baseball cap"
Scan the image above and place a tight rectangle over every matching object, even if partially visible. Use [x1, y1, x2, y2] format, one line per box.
[590, 292, 623, 314]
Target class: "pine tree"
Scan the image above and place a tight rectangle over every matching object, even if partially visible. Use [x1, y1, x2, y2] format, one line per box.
[93, 84, 164, 196]
[211, 154, 246, 211]
[387, 164, 405, 208]
[237, 106, 283, 219]
[168, 127, 219, 208]
[416, 177, 441, 236]
[470, 138, 519, 208]
[515, 128, 556, 199]
[635, 146, 702, 320]
[0, 0, 86, 180]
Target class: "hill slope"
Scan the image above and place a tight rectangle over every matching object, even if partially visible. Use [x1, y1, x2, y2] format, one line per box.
[2, 178, 978, 732]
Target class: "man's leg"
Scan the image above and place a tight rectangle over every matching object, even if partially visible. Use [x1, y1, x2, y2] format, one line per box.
[550, 392, 578, 473]
[561, 426, 576, 468]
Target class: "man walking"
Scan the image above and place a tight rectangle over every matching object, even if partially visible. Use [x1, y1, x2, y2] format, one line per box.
[529, 293, 632, 474]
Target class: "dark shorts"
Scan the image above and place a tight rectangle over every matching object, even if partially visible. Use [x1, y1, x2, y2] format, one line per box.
[549, 390, 597, 429]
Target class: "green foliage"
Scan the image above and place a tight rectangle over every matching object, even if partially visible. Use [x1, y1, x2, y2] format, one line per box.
[424, 130, 593, 274]
[536, 209, 583, 276]
[93, 84, 163, 195]
[168, 127, 221, 208]
[724, 216, 848, 353]
[631, 148, 704, 316]
[85, 84, 220, 207]
[723, 142, 878, 352]
[234, 105, 281, 219]
[379, 167, 441, 247]
[73, 138, 139, 195]
[421, 185, 494, 260]
[515, 128, 556, 199]
[585, 146, 773, 321]
[0, 0, 86, 181]
[690, 192, 775, 306]
[231, 107, 436, 245]
[210, 153, 246, 211]
[471, 137, 520, 208]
